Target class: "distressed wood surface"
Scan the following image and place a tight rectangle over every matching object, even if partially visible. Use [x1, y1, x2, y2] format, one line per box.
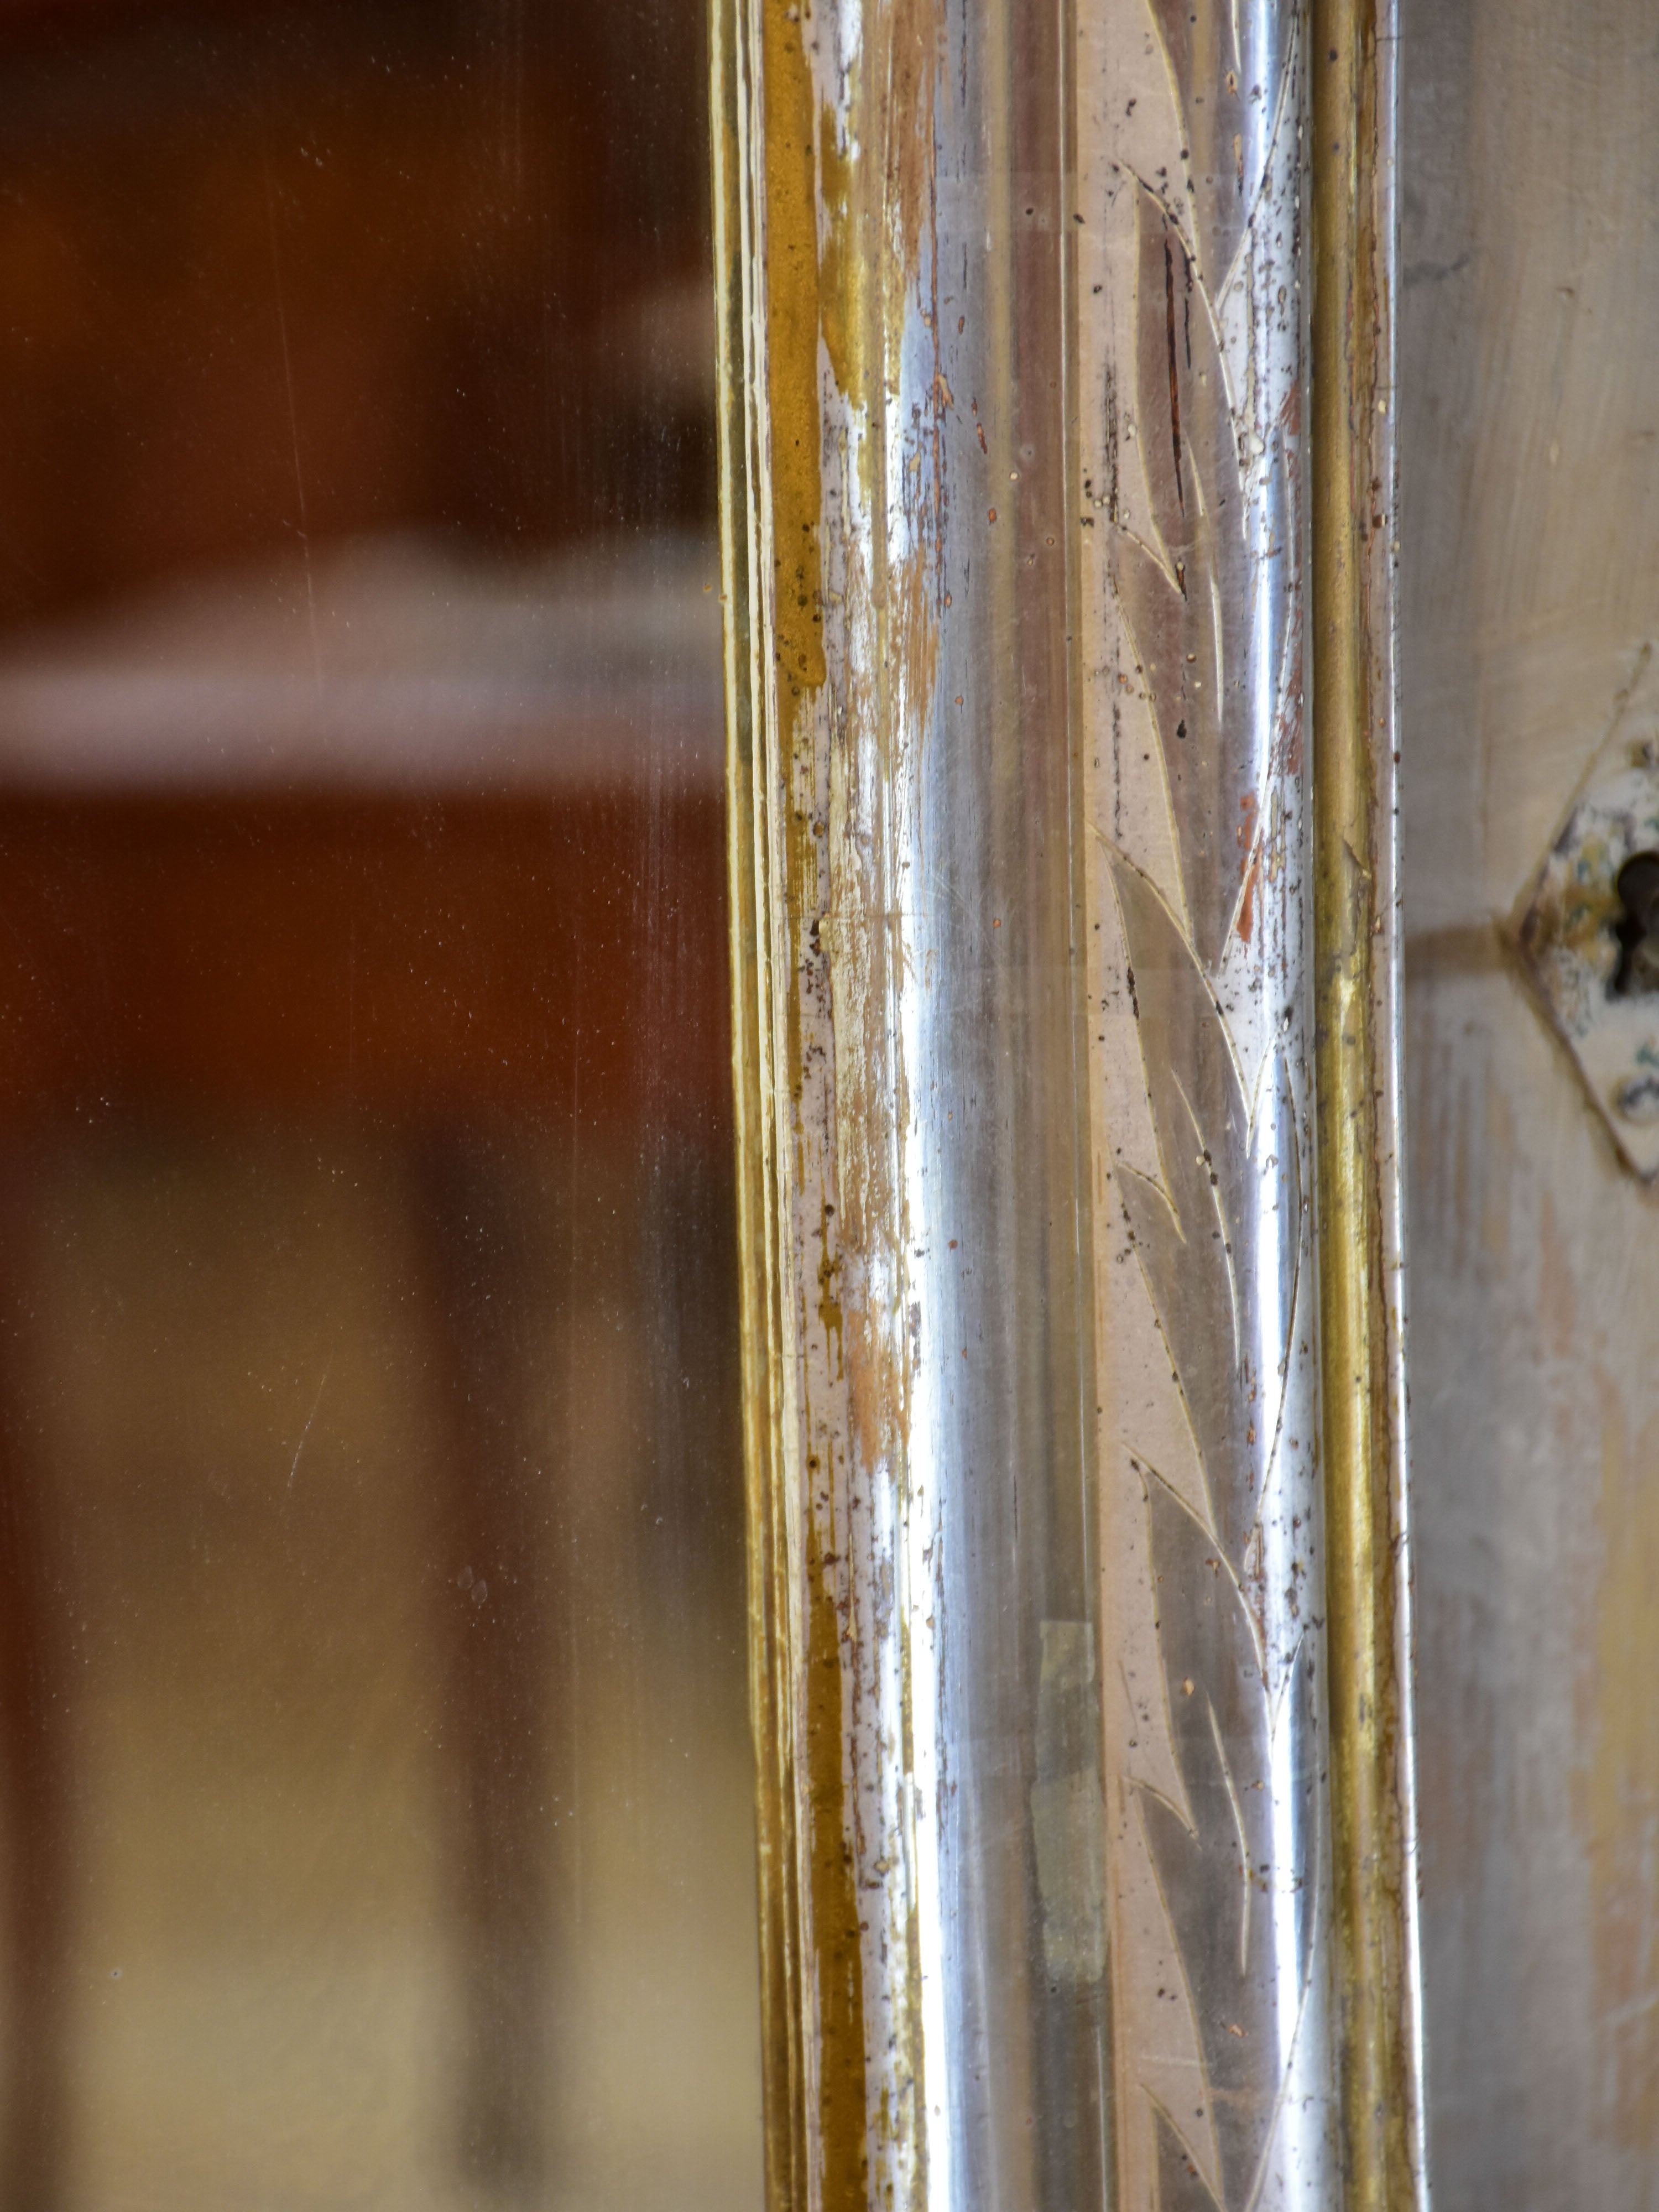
[1401, 2, 1659, 2204]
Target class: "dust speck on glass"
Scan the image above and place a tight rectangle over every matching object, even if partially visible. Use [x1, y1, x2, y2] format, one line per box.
[0, 4, 757, 2207]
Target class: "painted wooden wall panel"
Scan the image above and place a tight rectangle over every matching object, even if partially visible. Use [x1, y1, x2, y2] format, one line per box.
[1401, 2, 1659, 2203]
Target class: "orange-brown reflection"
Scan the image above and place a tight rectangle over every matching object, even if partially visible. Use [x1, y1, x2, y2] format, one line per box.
[0, 0, 714, 622]
[0, 3, 757, 2206]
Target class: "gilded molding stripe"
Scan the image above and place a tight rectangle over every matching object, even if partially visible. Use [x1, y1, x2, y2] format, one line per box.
[1310, 1, 1427, 2205]
[712, 5, 805, 2206]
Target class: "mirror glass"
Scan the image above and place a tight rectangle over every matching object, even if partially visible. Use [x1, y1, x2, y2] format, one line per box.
[0, 6, 760, 2207]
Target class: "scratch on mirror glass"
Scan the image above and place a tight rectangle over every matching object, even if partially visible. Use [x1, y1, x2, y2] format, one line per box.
[288, 1357, 333, 1489]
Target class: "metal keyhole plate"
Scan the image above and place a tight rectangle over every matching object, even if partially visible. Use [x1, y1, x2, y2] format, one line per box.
[1520, 647, 1659, 1176]
[1610, 851, 1659, 999]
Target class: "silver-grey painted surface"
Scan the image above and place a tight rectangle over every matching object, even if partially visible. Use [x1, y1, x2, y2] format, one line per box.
[1401, 2, 1659, 2203]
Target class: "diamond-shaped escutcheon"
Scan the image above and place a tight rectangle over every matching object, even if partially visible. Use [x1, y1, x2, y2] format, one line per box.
[1520, 648, 1659, 1178]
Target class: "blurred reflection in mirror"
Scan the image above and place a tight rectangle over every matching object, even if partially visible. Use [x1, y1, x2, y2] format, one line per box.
[0, 4, 759, 2206]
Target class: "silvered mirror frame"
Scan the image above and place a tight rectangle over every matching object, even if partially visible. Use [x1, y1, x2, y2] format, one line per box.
[710, 0, 1426, 2204]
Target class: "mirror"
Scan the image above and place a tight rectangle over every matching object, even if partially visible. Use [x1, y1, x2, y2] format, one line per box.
[0, 6, 760, 2206]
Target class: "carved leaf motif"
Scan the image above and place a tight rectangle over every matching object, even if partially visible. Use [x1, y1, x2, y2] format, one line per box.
[1108, 14, 1311, 2205]
[1107, 849, 1299, 1578]
[1146, 0, 1295, 295]
[1141, 1477, 1317, 2212]
[1112, 190, 1268, 974]
[1155, 2106, 1225, 2211]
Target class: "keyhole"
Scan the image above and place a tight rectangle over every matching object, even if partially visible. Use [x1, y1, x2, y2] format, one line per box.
[1611, 849, 1659, 995]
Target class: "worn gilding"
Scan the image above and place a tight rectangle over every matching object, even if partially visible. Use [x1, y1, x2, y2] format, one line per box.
[1310, 0, 1425, 2205]
[717, 0, 1425, 2203]
[721, 0, 1114, 2198]
[713, 2, 805, 2203]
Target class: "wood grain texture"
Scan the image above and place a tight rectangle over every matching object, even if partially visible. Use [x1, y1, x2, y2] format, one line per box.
[1401, 2, 1659, 2204]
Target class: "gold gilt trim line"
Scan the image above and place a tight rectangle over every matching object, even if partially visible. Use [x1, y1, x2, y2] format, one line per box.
[1311, 1, 1426, 2206]
[711, 3, 803, 2205]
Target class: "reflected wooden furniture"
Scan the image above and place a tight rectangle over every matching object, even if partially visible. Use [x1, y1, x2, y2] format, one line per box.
[0, 547, 729, 2207]
[0, 788, 727, 1138]
[0, 0, 723, 2194]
